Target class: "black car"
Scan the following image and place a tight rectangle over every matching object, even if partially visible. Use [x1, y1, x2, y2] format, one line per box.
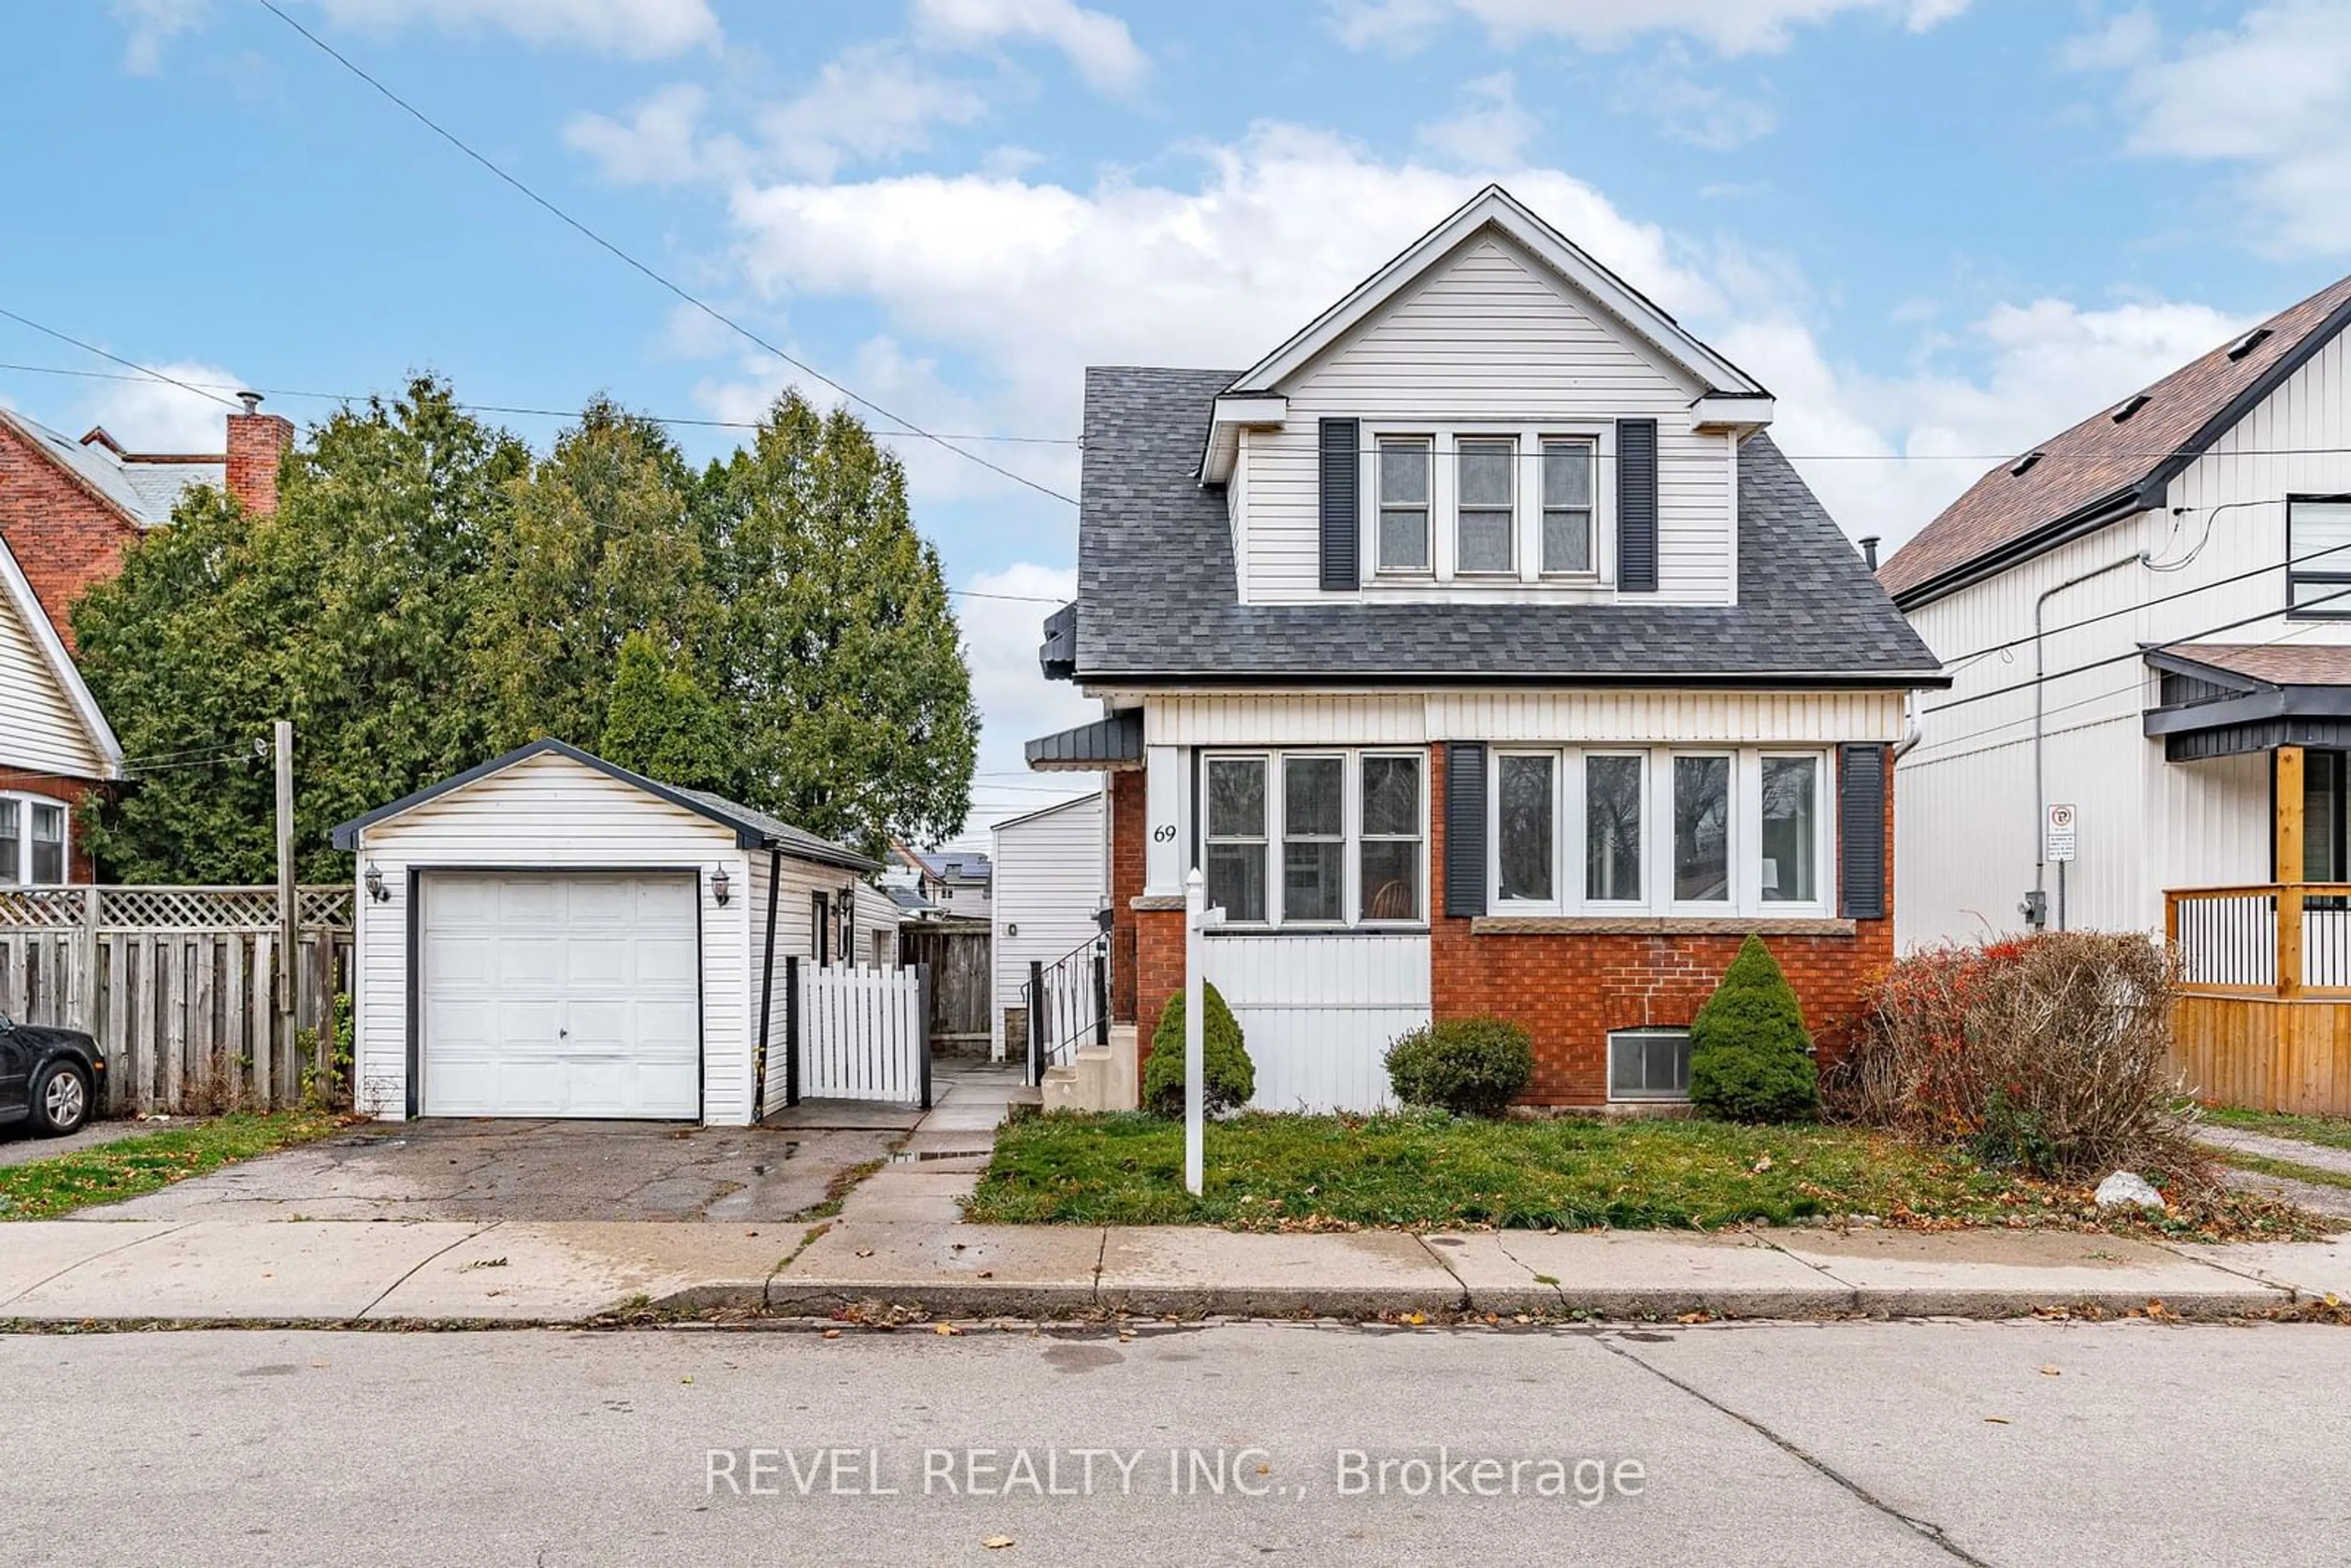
[0, 1011, 104, 1136]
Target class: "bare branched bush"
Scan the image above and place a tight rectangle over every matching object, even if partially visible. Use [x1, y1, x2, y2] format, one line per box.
[1829, 932, 2205, 1184]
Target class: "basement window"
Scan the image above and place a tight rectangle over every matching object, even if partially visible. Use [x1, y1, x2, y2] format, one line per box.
[1609, 1028, 1691, 1103]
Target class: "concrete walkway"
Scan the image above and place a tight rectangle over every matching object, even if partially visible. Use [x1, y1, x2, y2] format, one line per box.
[829, 1062, 1033, 1224]
[4, 1217, 2347, 1326]
[2198, 1123, 2351, 1179]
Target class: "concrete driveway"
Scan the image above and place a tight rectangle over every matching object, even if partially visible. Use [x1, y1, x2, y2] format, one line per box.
[80, 1113, 911, 1223]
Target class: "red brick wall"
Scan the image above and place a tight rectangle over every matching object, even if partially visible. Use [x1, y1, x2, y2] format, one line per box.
[2, 771, 103, 883]
[0, 419, 139, 648]
[1109, 768, 1145, 1023]
[1428, 743, 1894, 1106]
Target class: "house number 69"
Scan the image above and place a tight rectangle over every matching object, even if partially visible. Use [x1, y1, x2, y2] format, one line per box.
[1152, 823, 1177, 842]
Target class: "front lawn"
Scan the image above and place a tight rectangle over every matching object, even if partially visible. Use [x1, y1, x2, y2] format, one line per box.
[0, 1111, 345, 1220]
[966, 1111, 2317, 1239]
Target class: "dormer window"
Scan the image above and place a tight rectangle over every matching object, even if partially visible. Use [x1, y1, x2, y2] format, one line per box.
[1456, 438, 1517, 573]
[1542, 438, 1595, 573]
[1376, 437, 1432, 573]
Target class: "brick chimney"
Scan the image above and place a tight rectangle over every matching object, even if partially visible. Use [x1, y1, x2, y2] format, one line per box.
[225, 392, 293, 516]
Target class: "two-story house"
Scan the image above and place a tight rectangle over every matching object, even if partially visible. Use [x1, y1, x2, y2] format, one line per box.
[1880, 271, 2351, 1116]
[1024, 187, 1945, 1114]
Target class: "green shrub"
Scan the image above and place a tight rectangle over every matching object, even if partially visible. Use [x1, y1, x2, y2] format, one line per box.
[1384, 1017, 1534, 1117]
[1142, 983, 1256, 1118]
[1688, 936, 1819, 1123]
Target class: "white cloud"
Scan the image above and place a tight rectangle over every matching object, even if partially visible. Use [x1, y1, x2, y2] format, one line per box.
[1330, 0, 1968, 56]
[1613, 46, 1777, 149]
[910, 0, 1149, 92]
[2058, 7, 2158, 72]
[1719, 296, 2246, 549]
[564, 84, 735, 186]
[307, 0, 719, 57]
[72, 361, 250, 454]
[2075, 0, 2351, 255]
[1417, 73, 1541, 167]
[112, 0, 207, 73]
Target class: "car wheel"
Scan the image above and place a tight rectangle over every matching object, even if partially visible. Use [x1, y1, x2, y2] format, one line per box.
[31, 1062, 91, 1136]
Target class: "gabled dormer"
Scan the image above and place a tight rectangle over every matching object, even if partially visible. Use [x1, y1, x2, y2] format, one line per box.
[1199, 186, 1771, 608]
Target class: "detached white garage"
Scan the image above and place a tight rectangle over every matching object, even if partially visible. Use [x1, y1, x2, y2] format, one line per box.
[332, 739, 883, 1125]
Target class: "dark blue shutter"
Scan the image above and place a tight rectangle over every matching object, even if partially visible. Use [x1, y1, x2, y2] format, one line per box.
[1616, 418, 1659, 593]
[1319, 418, 1360, 591]
[1839, 743, 1888, 920]
[1445, 742, 1488, 918]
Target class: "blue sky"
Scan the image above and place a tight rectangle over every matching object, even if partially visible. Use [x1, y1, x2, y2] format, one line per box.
[6, 0, 2349, 841]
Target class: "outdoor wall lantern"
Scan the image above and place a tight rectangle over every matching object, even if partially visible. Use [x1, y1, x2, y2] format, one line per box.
[364, 862, 389, 902]
[711, 866, 731, 906]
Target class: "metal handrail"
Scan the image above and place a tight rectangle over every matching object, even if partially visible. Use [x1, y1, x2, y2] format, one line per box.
[1019, 932, 1112, 1084]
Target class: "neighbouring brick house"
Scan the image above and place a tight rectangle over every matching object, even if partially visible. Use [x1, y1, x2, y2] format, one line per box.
[1024, 187, 1945, 1112]
[0, 394, 290, 883]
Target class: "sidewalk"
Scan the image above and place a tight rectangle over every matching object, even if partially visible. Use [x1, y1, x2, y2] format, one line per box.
[4, 1216, 2346, 1326]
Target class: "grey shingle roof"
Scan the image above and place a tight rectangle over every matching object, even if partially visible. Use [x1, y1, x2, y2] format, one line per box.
[1071, 367, 1943, 685]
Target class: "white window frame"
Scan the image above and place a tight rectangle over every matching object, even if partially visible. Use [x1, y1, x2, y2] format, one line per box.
[1486, 748, 1834, 919]
[1203, 752, 1273, 926]
[0, 792, 70, 888]
[1198, 749, 1429, 929]
[1373, 435, 1434, 577]
[1357, 751, 1427, 927]
[1539, 435, 1600, 578]
[1278, 752, 1348, 928]
[1608, 1026, 1692, 1103]
[1358, 421, 1616, 588]
[1453, 435, 1518, 577]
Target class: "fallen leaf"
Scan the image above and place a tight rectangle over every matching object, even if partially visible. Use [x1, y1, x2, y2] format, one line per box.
[855, 1248, 875, 1259]
[2038, 1365, 2061, 1377]
[934, 1322, 963, 1336]
[1984, 1417, 2011, 1425]
[983, 1537, 1014, 1550]
[822, 1329, 841, 1340]
[680, 1376, 694, 1384]
[977, 1270, 994, 1279]
[1752, 1154, 1774, 1174]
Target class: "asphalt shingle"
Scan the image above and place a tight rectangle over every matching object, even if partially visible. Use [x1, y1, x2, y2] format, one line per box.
[1070, 366, 1942, 685]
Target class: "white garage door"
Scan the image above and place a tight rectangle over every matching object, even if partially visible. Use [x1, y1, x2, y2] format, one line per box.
[420, 872, 701, 1119]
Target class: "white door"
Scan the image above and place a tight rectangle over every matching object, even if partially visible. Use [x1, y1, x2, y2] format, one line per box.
[419, 872, 701, 1119]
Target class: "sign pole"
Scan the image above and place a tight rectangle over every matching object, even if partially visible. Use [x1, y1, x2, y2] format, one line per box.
[1183, 867, 1205, 1197]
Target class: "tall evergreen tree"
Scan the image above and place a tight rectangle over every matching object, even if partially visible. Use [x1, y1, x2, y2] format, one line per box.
[468, 398, 708, 752]
[73, 378, 530, 881]
[703, 390, 978, 855]
[599, 631, 734, 794]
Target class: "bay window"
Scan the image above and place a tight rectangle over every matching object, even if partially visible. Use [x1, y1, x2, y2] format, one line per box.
[1488, 748, 1832, 918]
[0, 794, 69, 887]
[1199, 751, 1425, 927]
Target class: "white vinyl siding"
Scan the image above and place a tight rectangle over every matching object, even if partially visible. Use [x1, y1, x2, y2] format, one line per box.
[1232, 231, 1734, 607]
[1144, 690, 1908, 748]
[1895, 326, 2351, 948]
[348, 751, 754, 1125]
[0, 577, 106, 781]
[1199, 932, 1430, 1113]
[991, 792, 1107, 1056]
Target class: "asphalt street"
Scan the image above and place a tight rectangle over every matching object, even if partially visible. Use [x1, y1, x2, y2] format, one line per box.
[5, 1318, 2346, 1567]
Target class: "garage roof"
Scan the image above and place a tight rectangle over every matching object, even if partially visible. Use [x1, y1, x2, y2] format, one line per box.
[329, 738, 881, 872]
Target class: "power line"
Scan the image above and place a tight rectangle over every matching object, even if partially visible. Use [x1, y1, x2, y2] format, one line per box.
[0, 360, 1083, 445]
[0, 307, 243, 413]
[249, 0, 1079, 508]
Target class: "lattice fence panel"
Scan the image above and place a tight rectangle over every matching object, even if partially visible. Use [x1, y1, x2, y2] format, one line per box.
[0, 889, 87, 928]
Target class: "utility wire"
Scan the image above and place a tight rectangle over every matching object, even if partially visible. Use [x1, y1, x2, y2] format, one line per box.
[0, 307, 243, 412]
[249, 0, 1078, 506]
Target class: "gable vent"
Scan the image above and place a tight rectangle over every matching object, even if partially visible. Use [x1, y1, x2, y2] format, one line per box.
[2110, 393, 2150, 422]
[2009, 451, 2044, 478]
[2227, 327, 2273, 361]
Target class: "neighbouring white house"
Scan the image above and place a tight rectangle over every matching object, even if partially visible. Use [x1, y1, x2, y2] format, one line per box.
[989, 789, 1107, 1059]
[0, 532, 121, 886]
[891, 843, 992, 919]
[332, 738, 890, 1124]
[1880, 270, 2351, 1114]
[1026, 184, 1944, 1114]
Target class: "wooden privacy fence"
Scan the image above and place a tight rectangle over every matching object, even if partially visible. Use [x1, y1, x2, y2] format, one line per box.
[899, 920, 989, 1048]
[0, 886, 353, 1116]
[765, 958, 932, 1111]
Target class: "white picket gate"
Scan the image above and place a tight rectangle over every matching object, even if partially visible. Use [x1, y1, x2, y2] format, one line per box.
[765, 959, 931, 1111]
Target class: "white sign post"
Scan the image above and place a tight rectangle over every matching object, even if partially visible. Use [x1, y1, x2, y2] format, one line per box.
[2044, 803, 2078, 864]
[1181, 868, 1224, 1197]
